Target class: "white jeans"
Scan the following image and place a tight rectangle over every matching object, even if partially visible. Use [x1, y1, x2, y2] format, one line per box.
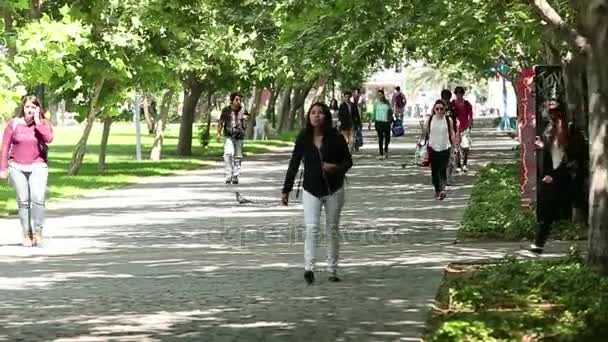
[302, 188, 345, 273]
[223, 137, 244, 180]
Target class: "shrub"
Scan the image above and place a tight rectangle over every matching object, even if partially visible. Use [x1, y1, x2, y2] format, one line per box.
[459, 163, 536, 240]
[428, 256, 608, 341]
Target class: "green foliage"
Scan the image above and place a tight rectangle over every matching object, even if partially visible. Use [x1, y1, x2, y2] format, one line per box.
[459, 162, 536, 240]
[405, 0, 543, 79]
[431, 321, 498, 342]
[14, 9, 90, 88]
[0, 55, 26, 119]
[428, 255, 608, 341]
[198, 123, 210, 149]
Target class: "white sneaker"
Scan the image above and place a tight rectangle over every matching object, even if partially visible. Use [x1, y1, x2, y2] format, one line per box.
[463, 165, 468, 173]
[456, 167, 463, 173]
[529, 244, 543, 254]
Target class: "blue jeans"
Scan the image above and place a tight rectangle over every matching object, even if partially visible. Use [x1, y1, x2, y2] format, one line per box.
[8, 162, 49, 236]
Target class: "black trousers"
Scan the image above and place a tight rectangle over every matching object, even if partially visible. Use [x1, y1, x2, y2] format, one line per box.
[456, 148, 470, 168]
[535, 165, 573, 247]
[430, 148, 451, 192]
[375, 121, 391, 155]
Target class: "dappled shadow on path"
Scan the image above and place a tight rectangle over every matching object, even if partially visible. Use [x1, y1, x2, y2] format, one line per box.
[0, 128, 518, 341]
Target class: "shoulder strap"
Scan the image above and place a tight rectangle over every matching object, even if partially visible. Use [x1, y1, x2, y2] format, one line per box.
[445, 116, 455, 146]
[425, 114, 434, 142]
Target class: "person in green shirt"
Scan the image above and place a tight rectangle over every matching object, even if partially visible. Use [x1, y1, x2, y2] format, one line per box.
[373, 89, 394, 159]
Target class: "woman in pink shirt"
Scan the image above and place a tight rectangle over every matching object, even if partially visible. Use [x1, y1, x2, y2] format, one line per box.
[0, 96, 53, 246]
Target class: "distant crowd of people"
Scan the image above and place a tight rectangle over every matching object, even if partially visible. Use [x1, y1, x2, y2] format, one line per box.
[0, 84, 586, 282]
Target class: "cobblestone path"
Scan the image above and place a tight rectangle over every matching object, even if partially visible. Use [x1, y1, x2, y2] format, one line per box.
[0, 127, 518, 341]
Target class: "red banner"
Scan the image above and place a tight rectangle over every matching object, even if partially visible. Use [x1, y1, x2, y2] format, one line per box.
[517, 68, 536, 208]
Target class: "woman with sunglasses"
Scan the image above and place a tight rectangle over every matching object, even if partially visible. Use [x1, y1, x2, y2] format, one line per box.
[425, 100, 457, 200]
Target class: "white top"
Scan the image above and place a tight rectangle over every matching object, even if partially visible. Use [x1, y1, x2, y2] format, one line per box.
[551, 139, 564, 170]
[428, 115, 451, 152]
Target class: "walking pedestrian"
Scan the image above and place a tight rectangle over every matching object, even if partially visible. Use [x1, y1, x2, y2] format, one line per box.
[391, 86, 407, 121]
[281, 102, 352, 285]
[373, 89, 393, 159]
[451, 86, 473, 173]
[350, 89, 363, 152]
[529, 100, 582, 254]
[338, 91, 357, 150]
[329, 98, 339, 128]
[0, 96, 53, 247]
[425, 100, 457, 200]
[217, 92, 250, 184]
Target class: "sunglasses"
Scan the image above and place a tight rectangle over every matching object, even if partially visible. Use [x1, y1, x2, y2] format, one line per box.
[435, 107, 445, 111]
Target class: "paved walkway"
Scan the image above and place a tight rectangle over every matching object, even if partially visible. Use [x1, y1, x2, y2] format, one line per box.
[0, 127, 523, 341]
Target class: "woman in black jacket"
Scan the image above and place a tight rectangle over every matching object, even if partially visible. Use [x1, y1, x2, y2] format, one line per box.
[530, 100, 584, 254]
[282, 102, 353, 285]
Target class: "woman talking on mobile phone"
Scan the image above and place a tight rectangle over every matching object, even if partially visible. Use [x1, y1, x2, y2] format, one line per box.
[0, 96, 53, 247]
[281, 102, 352, 285]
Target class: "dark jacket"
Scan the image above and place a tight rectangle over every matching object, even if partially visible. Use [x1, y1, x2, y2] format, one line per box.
[282, 128, 353, 198]
[539, 124, 587, 181]
[338, 102, 361, 130]
[220, 106, 248, 138]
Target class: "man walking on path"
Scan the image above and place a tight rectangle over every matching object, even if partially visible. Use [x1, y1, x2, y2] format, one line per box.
[217, 92, 249, 184]
[391, 86, 407, 120]
[451, 86, 474, 173]
[338, 91, 360, 151]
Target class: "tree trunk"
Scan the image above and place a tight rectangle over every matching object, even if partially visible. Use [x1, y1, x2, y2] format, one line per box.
[142, 95, 155, 134]
[313, 77, 328, 102]
[586, 0, 608, 274]
[29, 0, 42, 19]
[278, 87, 292, 133]
[177, 80, 204, 156]
[289, 84, 313, 131]
[563, 53, 589, 129]
[204, 93, 213, 148]
[246, 86, 264, 139]
[68, 77, 106, 176]
[150, 89, 175, 161]
[98, 115, 113, 172]
[298, 106, 306, 128]
[268, 85, 282, 128]
[2, 8, 16, 57]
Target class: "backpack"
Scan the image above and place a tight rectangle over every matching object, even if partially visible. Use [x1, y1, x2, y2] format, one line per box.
[395, 92, 406, 108]
[392, 119, 404, 137]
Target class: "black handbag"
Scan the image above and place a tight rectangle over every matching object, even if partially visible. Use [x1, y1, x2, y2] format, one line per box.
[230, 127, 245, 140]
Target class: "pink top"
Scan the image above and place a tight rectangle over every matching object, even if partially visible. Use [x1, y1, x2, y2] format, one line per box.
[0, 118, 54, 172]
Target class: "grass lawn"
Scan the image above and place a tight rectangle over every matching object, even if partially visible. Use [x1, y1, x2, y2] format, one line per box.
[1, 122, 297, 216]
[425, 255, 608, 341]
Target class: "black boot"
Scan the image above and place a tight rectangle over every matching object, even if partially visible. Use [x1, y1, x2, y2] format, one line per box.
[328, 273, 341, 282]
[304, 271, 314, 285]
